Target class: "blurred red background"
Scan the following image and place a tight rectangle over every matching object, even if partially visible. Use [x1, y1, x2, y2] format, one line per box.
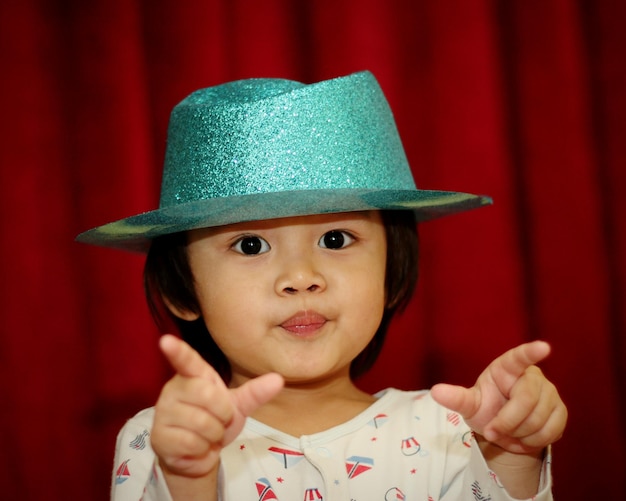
[1, 1, 624, 499]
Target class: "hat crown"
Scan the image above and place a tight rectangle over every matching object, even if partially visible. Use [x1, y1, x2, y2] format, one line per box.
[159, 71, 415, 208]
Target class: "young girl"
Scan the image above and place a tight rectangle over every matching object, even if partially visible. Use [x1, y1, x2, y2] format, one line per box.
[77, 71, 567, 500]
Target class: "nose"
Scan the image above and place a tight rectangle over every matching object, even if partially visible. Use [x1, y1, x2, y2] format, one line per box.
[275, 253, 326, 296]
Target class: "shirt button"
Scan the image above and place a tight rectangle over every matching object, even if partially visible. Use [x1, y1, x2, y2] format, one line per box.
[316, 447, 332, 458]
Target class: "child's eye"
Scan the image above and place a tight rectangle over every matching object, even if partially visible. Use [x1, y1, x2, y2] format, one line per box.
[232, 236, 271, 255]
[319, 230, 355, 250]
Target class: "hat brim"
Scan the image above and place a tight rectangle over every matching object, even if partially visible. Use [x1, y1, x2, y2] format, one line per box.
[76, 188, 492, 252]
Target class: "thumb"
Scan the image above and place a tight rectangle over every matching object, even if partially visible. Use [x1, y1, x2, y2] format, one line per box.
[222, 373, 284, 446]
[231, 373, 284, 418]
[431, 383, 480, 419]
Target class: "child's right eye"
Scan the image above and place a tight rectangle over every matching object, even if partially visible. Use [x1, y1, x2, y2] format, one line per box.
[232, 236, 271, 255]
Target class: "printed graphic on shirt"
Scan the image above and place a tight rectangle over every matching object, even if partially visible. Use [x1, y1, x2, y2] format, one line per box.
[115, 459, 131, 485]
[129, 429, 149, 450]
[447, 412, 461, 426]
[256, 477, 278, 500]
[384, 487, 406, 500]
[268, 446, 305, 468]
[148, 463, 159, 486]
[345, 455, 374, 478]
[303, 487, 323, 500]
[400, 437, 421, 456]
[488, 470, 504, 488]
[367, 413, 389, 428]
[462, 430, 473, 448]
[471, 480, 492, 501]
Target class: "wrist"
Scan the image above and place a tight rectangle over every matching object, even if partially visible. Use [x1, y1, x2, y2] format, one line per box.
[475, 434, 544, 498]
[476, 433, 544, 466]
[158, 457, 220, 501]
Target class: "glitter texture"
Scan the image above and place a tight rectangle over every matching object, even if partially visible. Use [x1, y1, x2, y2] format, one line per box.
[76, 71, 491, 252]
[160, 72, 414, 205]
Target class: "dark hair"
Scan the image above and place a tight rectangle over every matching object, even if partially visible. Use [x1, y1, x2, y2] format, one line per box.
[144, 210, 418, 381]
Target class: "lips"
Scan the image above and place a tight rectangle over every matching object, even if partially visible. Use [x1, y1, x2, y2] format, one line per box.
[280, 310, 327, 336]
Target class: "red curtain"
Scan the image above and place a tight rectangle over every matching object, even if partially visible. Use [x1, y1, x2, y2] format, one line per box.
[1, 1, 624, 499]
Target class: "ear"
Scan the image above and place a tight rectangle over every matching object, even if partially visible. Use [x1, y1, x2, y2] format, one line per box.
[162, 296, 201, 322]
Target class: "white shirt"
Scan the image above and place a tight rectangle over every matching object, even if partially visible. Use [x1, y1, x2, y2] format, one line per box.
[111, 388, 552, 500]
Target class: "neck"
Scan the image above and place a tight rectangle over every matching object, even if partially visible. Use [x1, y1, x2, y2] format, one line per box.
[237, 373, 376, 437]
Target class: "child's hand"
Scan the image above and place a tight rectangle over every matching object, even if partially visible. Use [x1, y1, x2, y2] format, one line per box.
[150, 334, 284, 479]
[430, 341, 567, 455]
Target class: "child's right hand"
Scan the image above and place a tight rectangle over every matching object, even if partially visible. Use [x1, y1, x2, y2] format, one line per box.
[150, 334, 284, 479]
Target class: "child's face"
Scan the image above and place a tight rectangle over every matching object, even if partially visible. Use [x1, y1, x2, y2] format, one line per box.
[182, 211, 387, 386]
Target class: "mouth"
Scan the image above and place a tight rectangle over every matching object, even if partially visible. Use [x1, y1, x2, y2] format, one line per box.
[280, 310, 327, 336]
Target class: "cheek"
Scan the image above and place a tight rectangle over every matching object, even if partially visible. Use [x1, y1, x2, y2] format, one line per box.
[199, 295, 246, 358]
[198, 272, 266, 338]
[348, 260, 387, 323]
[366, 280, 387, 324]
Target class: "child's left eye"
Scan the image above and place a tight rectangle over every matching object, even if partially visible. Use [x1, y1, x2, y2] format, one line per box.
[318, 230, 355, 250]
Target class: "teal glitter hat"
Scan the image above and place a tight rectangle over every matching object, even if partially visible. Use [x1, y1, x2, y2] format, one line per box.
[76, 71, 492, 252]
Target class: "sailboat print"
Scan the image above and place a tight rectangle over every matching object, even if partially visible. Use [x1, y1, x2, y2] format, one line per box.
[345, 455, 374, 478]
[255, 477, 278, 500]
[114, 459, 131, 485]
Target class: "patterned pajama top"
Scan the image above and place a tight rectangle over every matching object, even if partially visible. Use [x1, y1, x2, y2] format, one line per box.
[111, 388, 552, 501]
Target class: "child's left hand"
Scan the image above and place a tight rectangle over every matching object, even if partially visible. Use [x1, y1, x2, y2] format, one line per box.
[430, 341, 567, 455]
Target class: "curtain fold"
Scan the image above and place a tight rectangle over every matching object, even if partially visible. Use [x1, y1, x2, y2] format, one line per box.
[1, 1, 624, 498]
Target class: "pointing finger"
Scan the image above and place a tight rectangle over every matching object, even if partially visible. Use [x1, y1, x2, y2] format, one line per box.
[159, 334, 221, 382]
[488, 341, 551, 397]
[499, 341, 551, 375]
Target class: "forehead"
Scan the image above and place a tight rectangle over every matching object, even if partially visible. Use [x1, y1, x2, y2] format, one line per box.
[190, 211, 384, 238]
